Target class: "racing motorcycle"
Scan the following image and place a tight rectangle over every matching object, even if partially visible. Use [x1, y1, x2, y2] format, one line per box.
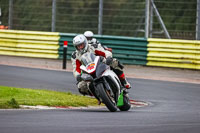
[79, 52, 131, 112]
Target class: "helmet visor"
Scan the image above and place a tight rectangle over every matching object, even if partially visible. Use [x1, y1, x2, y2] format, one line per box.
[76, 43, 85, 51]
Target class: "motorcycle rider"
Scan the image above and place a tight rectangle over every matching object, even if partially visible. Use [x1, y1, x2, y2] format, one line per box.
[84, 31, 112, 52]
[84, 31, 99, 45]
[71, 34, 131, 95]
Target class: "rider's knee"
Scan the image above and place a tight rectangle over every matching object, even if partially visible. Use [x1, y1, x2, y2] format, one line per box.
[78, 81, 87, 89]
[78, 81, 89, 95]
[111, 58, 124, 70]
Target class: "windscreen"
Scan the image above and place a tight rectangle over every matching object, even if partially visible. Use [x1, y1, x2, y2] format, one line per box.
[81, 52, 96, 66]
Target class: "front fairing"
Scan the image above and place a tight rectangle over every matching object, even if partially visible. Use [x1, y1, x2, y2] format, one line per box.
[80, 53, 108, 77]
[95, 59, 109, 78]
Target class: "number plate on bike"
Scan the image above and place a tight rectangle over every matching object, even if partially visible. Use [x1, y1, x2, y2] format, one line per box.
[86, 63, 95, 71]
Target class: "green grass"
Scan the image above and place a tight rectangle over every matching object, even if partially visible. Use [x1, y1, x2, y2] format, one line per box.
[0, 86, 98, 109]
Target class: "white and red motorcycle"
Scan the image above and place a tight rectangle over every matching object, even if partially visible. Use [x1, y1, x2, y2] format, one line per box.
[80, 52, 131, 112]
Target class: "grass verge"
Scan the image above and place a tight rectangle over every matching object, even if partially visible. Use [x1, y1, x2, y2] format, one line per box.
[0, 85, 98, 109]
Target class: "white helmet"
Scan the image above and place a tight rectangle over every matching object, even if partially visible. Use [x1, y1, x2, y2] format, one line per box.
[84, 31, 94, 38]
[73, 34, 88, 54]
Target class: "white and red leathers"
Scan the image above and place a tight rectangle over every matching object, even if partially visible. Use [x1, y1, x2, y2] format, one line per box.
[71, 43, 112, 78]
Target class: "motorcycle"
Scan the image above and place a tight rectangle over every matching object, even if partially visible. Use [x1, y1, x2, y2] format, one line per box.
[79, 52, 131, 112]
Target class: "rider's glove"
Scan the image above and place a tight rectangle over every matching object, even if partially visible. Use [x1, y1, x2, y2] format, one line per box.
[106, 56, 113, 65]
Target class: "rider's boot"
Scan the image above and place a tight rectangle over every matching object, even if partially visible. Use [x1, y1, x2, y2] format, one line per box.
[119, 73, 131, 89]
[110, 59, 131, 89]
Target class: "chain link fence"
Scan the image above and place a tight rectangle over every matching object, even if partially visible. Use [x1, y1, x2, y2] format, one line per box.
[152, 0, 197, 40]
[0, 0, 198, 40]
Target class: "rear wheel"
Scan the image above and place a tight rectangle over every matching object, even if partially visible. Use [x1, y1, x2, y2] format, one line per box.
[118, 94, 131, 111]
[96, 83, 118, 112]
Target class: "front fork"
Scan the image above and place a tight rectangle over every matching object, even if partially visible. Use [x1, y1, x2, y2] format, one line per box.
[102, 77, 114, 96]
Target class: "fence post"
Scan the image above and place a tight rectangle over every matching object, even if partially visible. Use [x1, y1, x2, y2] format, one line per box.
[8, 0, 13, 29]
[98, 0, 103, 35]
[150, 0, 154, 38]
[52, 0, 56, 32]
[0, 8, 2, 25]
[145, 0, 150, 38]
[196, 0, 200, 40]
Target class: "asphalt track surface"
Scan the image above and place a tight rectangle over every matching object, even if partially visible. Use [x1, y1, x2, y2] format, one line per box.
[0, 65, 200, 133]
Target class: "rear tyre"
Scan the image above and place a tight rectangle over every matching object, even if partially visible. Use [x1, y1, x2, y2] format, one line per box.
[96, 83, 118, 112]
[118, 94, 131, 111]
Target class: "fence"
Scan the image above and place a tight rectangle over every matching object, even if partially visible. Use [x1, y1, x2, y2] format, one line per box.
[0, 0, 198, 40]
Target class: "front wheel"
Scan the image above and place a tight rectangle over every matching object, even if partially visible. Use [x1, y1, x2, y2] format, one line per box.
[96, 83, 118, 112]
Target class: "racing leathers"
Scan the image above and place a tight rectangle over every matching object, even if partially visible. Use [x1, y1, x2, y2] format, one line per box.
[71, 43, 131, 95]
[87, 38, 112, 52]
[87, 38, 99, 45]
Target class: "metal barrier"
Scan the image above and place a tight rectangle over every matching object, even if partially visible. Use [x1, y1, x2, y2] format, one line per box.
[0, 30, 60, 58]
[59, 33, 148, 65]
[0, 30, 148, 66]
[95, 35, 148, 65]
[147, 38, 200, 70]
[1, 30, 199, 70]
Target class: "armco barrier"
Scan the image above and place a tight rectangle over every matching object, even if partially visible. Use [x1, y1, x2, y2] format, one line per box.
[147, 38, 200, 70]
[3, 30, 199, 70]
[0, 30, 60, 58]
[59, 33, 148, 65]
[95, 35, 148, 65]
[0, 30, 148, 66]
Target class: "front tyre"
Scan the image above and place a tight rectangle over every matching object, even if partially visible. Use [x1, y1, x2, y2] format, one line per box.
[96, 83, 118, 112]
